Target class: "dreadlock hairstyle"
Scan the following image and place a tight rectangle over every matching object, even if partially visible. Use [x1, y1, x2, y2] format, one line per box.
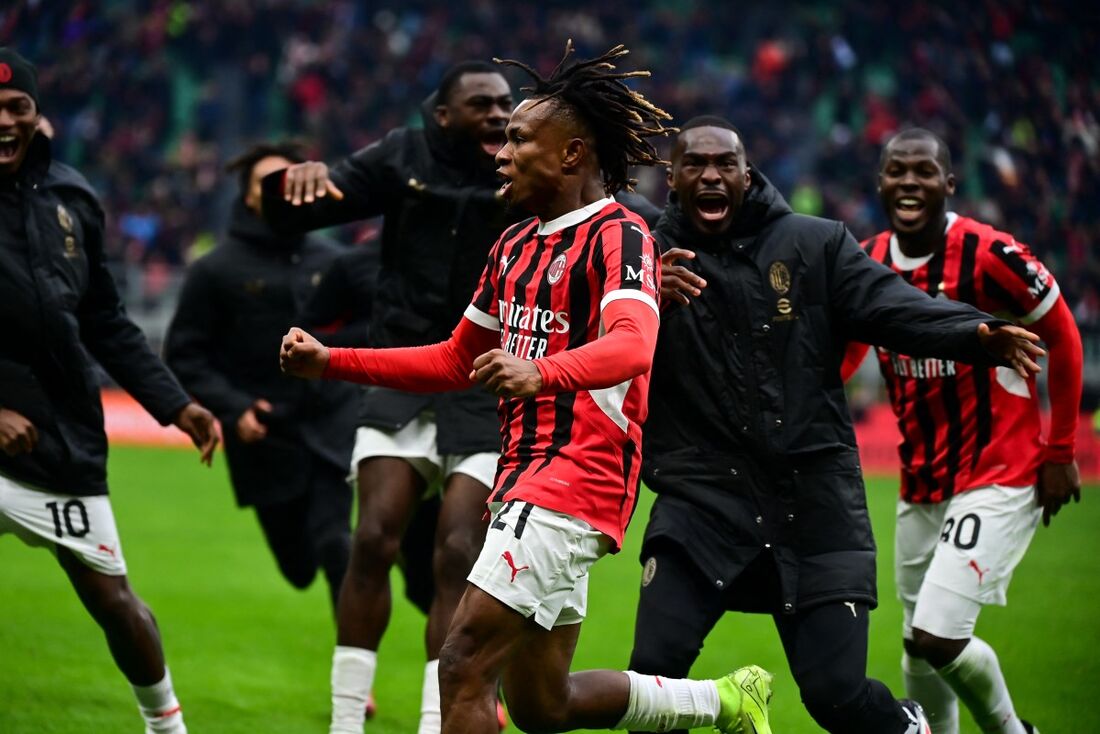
[494, 40, 676, 193]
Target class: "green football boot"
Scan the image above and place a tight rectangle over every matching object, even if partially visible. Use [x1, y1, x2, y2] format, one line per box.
[713, 665, 773, 734]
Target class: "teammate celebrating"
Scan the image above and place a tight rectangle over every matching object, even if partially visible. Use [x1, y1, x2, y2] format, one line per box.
[0, 48, 218, 734]
[842, 128, 1082, 734]
[261, 60, 517, 734]
[282, 42, 773, 734]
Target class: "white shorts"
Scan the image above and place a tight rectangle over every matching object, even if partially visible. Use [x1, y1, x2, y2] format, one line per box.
[349, 411, 498, 493]
[468, 500, 609, 630]
[0, 472, 127, 575]
[896, 484, 1040, 640]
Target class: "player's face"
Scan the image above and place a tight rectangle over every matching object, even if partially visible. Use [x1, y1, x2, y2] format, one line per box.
[436, 72, 513, 165]
[495, 98, 573, 213]
[0, 89, 39, 177]
[878, 139, 956, 236]
[669, 127, 750, 236]
[245, 155, 294, 214]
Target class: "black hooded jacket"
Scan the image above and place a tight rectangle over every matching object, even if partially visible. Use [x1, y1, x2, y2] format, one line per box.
[0, 134, 191, 496]
[260, 94, 517, 454]
[641, 170, 1006, 613]
[165, 202, 357, 507]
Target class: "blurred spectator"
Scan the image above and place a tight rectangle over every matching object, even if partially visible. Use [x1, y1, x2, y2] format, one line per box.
[1, 0, 1096, 340]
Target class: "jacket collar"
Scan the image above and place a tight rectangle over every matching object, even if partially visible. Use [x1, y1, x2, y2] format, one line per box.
[228, 199, 304, 252]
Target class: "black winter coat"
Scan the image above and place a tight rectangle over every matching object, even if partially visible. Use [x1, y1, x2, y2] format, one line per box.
[641, 171, 1005, 613]
[165, 203, 357, 507]
[260, 95, 515, 455]
[0, 135, 191, 496]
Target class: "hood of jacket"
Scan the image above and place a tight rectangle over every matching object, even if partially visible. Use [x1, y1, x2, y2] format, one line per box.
[228, 198, 304, 252]
[656, 166, 792, 249]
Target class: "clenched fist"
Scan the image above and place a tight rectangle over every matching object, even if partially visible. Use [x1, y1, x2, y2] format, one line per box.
[280, 327, 330, 379]
[470, 349, 543, 399]
[0, 407, 37, 456]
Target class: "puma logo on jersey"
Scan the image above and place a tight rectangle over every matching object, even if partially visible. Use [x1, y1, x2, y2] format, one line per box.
[500, 255, 517, 274]
[968, 560, 989, 585]
[501, 551, 530, 583]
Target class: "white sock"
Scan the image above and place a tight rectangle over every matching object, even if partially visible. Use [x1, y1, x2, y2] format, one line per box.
[417, 659, 441, 734]
[938, 638, 1025, 734]
[330, 646, 377, 734]
[132, 668, 186, 734]
[615, 670, 720, 731]
[903, 652, 959, 734]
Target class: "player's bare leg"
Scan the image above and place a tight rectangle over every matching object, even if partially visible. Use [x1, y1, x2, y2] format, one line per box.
[420, 474, 491, 733]
[331, 456, 423, 734]
[57, 547, 185, 733]
[337, 456, 423, 646]
[427, 474, 490, 655]
[439, 585, 765, 734]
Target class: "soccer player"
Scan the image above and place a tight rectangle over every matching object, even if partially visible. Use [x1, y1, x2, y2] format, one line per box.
[633, 117, 1047, 734]
[165, 141, 358, 611]
[841, 128, 1082, 734]
[281, 42, 774, 734]
[0, 48, 218, 734]
[260, 60, 517, 734]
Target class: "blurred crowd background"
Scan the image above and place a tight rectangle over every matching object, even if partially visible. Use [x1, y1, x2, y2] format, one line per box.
[4, 0, 1099, 403]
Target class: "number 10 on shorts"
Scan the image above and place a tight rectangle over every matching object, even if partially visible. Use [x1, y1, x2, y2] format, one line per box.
[46, 499, 90, 538]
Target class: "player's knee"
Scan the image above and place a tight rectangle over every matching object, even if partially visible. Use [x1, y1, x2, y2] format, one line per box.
[87, 581, 146, 624]
[910, 628, 968, 668]
[347, 523, 401, 576]
[278, 561, 316, 589]
[794, 666, 864, 717]
[433, 528, 481, 591]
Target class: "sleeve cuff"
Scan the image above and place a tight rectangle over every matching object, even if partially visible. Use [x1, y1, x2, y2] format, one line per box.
[1043, 444, 1076, 464]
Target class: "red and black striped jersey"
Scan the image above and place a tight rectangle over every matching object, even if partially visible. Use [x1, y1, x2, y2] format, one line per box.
[862, 214, 1060, 503]
[463, 198, 660, 547]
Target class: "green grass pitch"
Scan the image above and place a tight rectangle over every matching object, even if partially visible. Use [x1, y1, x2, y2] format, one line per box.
[1, 446, 1097, 733]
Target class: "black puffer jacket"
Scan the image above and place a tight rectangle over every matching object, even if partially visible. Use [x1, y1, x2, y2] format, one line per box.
[165, 202, 357, 507]
[640, 170, 1005, 613]
[0, 135, 191, 496]
[261, 94, 517, 454]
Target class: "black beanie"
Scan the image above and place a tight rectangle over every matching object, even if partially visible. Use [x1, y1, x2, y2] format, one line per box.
[0, 48, 39, 110]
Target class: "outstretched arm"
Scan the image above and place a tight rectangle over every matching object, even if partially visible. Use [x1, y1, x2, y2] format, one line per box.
[260, 132, 402, 233]
[281, 316, 499, 392]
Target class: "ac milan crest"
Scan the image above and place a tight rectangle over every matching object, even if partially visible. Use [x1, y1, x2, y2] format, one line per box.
[547, 253, 568, 284]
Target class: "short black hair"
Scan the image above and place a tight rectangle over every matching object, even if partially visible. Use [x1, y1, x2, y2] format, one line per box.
[495, 40, 675, 193]
[679, 115, 739, 134]
[225, 141, 307, 192]
[673, 116, 745, 161]
[437, 60, 500, 105]
[881, 127, 953, 173]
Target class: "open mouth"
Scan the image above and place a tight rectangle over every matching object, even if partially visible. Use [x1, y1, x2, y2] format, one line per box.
[0, 134, 21, 161]
[497, 171, 513, 199]
[893, 196, 925, 224]
[694, 191, 730, 222]
[481, 129, 506, 157]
